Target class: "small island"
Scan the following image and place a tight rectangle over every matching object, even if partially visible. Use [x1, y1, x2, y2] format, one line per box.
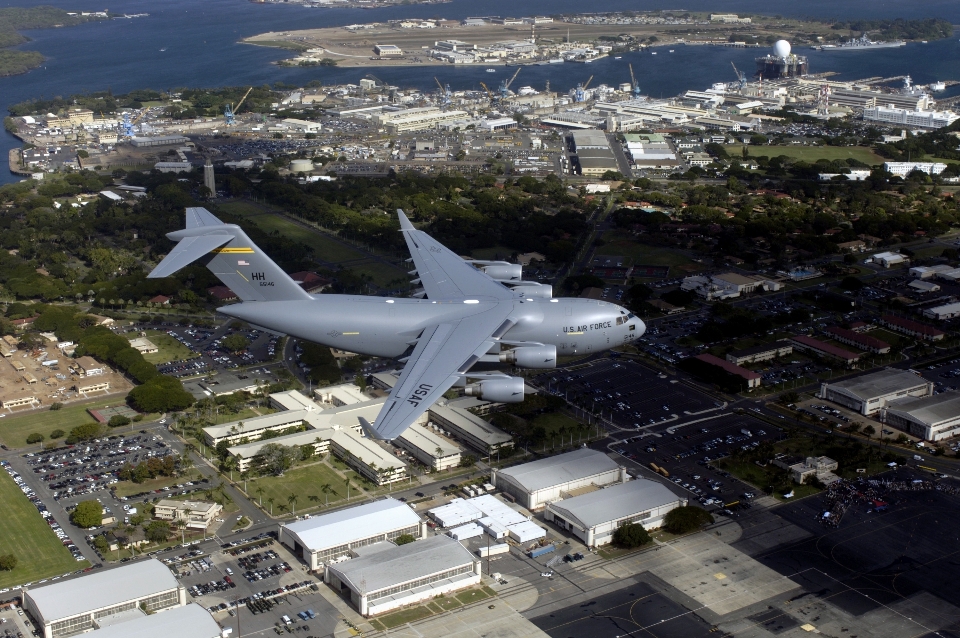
[0, 6, 110, 77]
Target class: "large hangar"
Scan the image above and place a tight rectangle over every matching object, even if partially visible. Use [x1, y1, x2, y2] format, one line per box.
[882, 391, 960, 441]
[544, 479, 686, 547]
[819, 368, 932, 416]
[22, 559, 186, 638]
[280, 498, 426, 570]
[491, 448, 626, 510]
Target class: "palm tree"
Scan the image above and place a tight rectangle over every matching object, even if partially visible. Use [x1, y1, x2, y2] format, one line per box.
[255, 486, 264, 507]
[287, 493, 298, 516]
[344, 477, 352, 501]
[266, 497, 274, 515]
[320, 483, 332, 506]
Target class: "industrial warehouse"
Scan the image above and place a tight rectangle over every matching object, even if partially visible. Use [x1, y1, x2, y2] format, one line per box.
[324, 535, 480, 617]
[881, 391, 960, 441]
[75, 605, 222, 638]
[544, 479, 686, 547]
[22, 559, 187, 638]
[819, 368, 933, 415]
[491, 448, 627, 510]
[280, 498, 426, 570]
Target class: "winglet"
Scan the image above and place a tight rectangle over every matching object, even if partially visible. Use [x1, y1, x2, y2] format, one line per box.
[397, 209, 415, 232]
[358, 416, 390, 441]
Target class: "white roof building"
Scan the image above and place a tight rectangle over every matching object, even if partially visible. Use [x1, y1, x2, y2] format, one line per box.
[544, 479, 685, 547]
[82, 604, 221, 638]
[23, 559, 185, 638]
[395, 423, 461, 471]
[270, 389, 321, 412]
[314, 383, 368, 407]
[280, 498, 425, 570]
[924, 302, 960, 320]
[491, 449, 626, 510]
[882, 391, 960, 441]
[325, 535, 480, 616]
[820, 368, 933, 416]
[871, 251, 907, 268]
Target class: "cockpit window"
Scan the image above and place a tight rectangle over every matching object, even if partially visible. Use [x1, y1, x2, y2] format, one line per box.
[627, 313, 636, 319]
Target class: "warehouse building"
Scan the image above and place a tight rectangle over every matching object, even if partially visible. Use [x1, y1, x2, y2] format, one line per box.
[429, 403, 513, 455]
[23, 559, 186, 638]
[544, 479, 685, 547]
[923, 302, 960, 321]
[820, 368, 933, 416]
[428, 494, 546, 542]
[725, 341, 793, 366]
[325, 535, 480, 616]
[882, 392, 960, 441]
[374, 107, 468, 134]
[491, 448, 626, 510]
[280, 498, 426, 570]
[82, 604, 221, 638]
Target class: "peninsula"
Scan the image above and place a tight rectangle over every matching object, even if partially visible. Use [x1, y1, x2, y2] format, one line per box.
[0, 6, 110, 77]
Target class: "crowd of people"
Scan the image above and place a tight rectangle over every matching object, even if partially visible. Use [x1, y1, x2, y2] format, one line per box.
[817, 474, 951, 528]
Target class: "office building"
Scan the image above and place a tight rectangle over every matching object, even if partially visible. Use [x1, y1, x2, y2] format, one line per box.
[789, 335, 860, 366]
[491, 448, 626, 510]
[726, 341, 793, 366]
[153, 500, 222, 529]
[879, 315, 944, 341]
[428, 404, 513, 455]
[864, 106, 959, 129]
[820, 368, 933, 416]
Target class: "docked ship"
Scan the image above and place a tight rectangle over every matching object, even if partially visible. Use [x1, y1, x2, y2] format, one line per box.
[817, 35, 905, 51]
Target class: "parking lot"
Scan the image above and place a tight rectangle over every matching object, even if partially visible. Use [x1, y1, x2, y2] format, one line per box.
[172, 535, 340, 638]
[536, 358, 719, 430]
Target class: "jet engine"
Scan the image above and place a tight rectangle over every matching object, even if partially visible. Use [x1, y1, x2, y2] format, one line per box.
[464, 376, 525, 402]
[506, 282, 553, 298]
[472, 261, 522, 282]
[499, 345, 557, 369]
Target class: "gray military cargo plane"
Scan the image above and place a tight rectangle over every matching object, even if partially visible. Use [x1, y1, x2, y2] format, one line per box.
[148, 207, 645, 440]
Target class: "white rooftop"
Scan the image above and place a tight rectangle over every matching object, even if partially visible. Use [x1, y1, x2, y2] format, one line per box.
[827, 368, 929, 400]
[282, 498, 421, 551]
[547, 479, 682, 529]
[270, 389, 321, 412]
[90, 604, 220, 638]
[24, 559, 178, 622]
[886, 391, 960, 426]
[398, 424, 460, 458]
[328, 535, 475, 594]
[497, 448, 620, 493]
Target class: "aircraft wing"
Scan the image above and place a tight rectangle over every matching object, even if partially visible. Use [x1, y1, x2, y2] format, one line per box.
[360, 305, 514, 441]
[398, 210, 514, 301]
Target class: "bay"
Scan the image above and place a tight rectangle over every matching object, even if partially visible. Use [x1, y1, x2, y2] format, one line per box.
[1, 0, 958, 182]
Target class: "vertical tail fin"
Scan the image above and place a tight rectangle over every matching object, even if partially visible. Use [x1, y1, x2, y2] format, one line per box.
[147, 208, 313, 302]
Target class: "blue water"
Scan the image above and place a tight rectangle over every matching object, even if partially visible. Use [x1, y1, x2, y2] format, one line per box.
[2, 0, 959, 182]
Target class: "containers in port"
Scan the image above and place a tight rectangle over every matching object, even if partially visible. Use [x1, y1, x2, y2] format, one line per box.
[528, 544, 555, 559]
[477, 543, 510, 558]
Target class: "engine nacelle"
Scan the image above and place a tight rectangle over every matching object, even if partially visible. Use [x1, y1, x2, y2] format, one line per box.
[499, 345, 557, 369]
[480, 263, 522, 282]
[464, 377, 525, 402]
[508, 282, 552, 298]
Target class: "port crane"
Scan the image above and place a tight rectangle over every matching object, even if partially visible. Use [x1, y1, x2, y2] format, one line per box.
[499, 67, 521, 100]
[628, 63, 641, 99]
[122, 109, 147, 137]
[479, 82, 496, 102]
[574, 75, 593, 103]
[434, 77, 452, 107]
[224, 86, 253, 126]
[730, 61, 747, 91]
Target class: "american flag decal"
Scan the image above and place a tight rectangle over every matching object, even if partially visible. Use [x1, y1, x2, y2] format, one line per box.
[238, 260, 250, 266]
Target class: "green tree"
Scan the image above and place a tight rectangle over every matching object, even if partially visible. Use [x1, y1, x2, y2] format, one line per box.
[394, 534, 416, 545]
[108, 415, 131, 427]
[144, 520, 171, 543]
[662, 506, 714, 534]
[0, 554, 17, 571]
[26, 433, 44, 445]
[71, 500, 103, 528]
[221, 334, 250, 353]
[612, 522, 651, 548]
[92, 535, 109, 553]
[50, 429, 65, 439]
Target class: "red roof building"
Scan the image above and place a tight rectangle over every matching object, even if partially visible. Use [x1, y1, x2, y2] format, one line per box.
[289, 271, 331, 294]
[789, 335, 860, 365]
[207, 286, 239, 302]
[825, 326, 891, 354]
[694, 354, 761, 388]
[148, 295, 171, 305]
[879, 315, 945, 341]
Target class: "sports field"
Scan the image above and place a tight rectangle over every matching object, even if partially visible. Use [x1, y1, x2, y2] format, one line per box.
[0, 469, 88, 588]
[733, 145, 885, 165]
[0, 397, 119, 448]
[597, 235, 704, 277]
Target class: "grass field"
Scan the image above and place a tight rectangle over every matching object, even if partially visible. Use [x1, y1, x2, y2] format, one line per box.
[142, 331, 199, 365]
[0, 469, 88, 588]
[733, 145, 885, 165]
[597, 235, 703, 277]
[0, 396, 122, 448]
[245, 460, 355, 515]
[369, 587, 496, 631]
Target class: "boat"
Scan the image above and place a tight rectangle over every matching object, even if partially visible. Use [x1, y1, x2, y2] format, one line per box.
[651, 51, 657, 55]
[669, 49, 674, 53]
[831, 34, 906, 50]
[486, 68, 496, 72]
[614, 56, 622, 60]
[160, 47, 166, 52]
[921, 40, 928, 44]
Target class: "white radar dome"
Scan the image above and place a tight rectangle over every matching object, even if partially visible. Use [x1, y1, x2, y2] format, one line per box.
[773, 40, 791, 58]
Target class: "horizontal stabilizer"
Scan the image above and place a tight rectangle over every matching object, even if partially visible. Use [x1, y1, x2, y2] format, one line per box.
[185, 207, 226, 228]
[149, 234, 232, 279]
